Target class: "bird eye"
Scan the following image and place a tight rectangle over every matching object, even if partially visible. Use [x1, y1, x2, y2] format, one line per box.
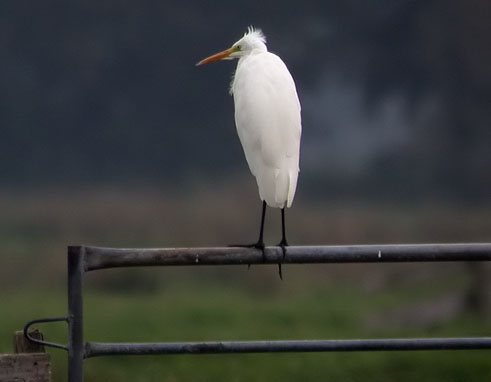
[235, 45, 241, 51]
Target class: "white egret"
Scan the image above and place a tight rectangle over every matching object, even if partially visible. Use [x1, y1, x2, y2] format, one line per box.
[197, 27, 301, 278]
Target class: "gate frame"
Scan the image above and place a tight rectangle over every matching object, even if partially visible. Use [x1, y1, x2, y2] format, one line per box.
[24, 243, 491, 382]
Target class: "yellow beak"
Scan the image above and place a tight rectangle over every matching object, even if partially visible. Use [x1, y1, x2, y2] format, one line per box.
[196, 46, 237, 66]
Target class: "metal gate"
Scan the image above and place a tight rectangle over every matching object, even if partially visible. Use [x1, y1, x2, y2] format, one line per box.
[24, 244, 491, 382]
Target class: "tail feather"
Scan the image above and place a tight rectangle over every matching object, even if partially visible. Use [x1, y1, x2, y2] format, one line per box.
[256, 167, 298, 209]
[286, 169, 298, 208]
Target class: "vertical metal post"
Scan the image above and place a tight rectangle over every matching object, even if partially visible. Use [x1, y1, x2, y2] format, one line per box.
[68, 246, 85, 382]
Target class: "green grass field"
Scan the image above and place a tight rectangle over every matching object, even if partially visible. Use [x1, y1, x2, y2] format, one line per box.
[3, 282, 491, 382]
[1, 188, 490, 381]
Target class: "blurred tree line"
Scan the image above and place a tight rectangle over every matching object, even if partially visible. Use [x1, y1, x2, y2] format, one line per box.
[0, 0, 489, 202]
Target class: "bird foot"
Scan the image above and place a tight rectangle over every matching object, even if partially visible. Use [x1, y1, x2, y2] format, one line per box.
[277, 239, 289, 258]
[276, 239, 288, 280]
[228, 241, 266, 266]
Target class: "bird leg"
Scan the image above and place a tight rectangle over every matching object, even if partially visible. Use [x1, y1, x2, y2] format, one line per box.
[277, 207, 289, 280]
[229, 201, 267, 266]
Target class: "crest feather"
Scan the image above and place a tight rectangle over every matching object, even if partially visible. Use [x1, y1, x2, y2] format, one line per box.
[244, 26, 266, 44]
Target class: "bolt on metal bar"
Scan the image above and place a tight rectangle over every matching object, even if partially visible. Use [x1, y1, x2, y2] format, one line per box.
[85, 337, 491, 357]
[82, 243, 491, 271]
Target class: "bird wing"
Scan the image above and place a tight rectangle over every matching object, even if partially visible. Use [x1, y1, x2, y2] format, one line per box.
[232, 52, 301, 207]
[232, 52, 301, 172]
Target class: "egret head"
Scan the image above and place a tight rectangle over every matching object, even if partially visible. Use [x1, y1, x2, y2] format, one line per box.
[196, 27, 267, 66]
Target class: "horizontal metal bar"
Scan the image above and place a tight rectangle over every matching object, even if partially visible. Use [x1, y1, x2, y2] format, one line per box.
[80, 243, 491, 271]
[85, 337, 491, 357]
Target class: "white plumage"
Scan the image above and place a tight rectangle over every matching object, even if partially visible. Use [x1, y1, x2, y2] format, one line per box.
[198, 27, 301, 209]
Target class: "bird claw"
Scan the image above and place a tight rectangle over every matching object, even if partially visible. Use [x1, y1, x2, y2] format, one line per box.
[277, 239, 288, 258]
[277, 240, 288, 280]
[228, 241, 266, 264]
[229, 239, 288, 279]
